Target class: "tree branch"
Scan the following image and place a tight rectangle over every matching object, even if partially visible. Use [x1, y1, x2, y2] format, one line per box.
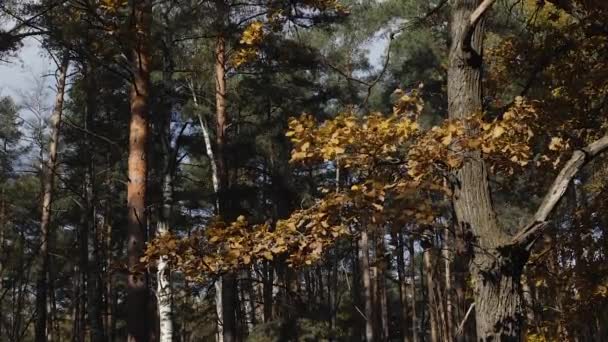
[512, 134, 608, 247]
[461, 0, 496, 52]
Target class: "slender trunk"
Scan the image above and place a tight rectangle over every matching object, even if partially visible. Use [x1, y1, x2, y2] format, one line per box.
[35, 54, 69, 342]
[448, 1, 525, 340]
[127, 1, 153, 341]
[443, 227, 454, 342]
[157, 49, 176, 342]
[84, 62, 105, 342]
[214, 7, 237, 339]
[358, 228, 374, 342]
[104, 172, 116, 342]
[408, 239, 418, 342]
[376, 238, 389, 340]
[157, 167, 174, 342]
[422, 242, 439, 342]
[395, 232, 410, 342]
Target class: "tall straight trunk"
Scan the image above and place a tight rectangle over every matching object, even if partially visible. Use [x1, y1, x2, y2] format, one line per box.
[127, 1, 153, 341]
[376, 238, 390, 340]
[408, 239, 418, 342]
[104, 168, 116, 342]
[84, 61, 106, 342]
[443, 227, 454, 342]
[448, 1, 525, 340]
[77, 207, 87, 342]
[34, 54, 69, 342]
[394, 232, 409, 342]
[214, 6, 237, 339]
[157, 43, 176, 342]
[422, 243, 439, 342]
[358, 228, 374, 342]
[157, 168, 174, 342]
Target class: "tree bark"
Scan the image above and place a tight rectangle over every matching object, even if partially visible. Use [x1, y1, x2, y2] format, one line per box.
[394, 232, 410, 342]
[213, 6, 238, 339]
[448, 1, 526, 340]
[35, 54, 69, 342]
[422, 241, 439, 342]
[443, 226, 454, 342]
[127, 1, 153, 341]
[157, 144, 175, 342]
[84, 61, 106, 342]
[358, 228, 374, 342]
[408, 239, 418, 342]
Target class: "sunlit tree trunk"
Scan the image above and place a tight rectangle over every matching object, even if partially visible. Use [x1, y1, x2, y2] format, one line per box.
[358, 227, 374, 342]
[394, 232, 410, 342]
[35, 54, 69, 342]
[449, 2, 526, 339]
[213, 3, 237, 338]
[157, 40, 176, 342]
[422, 241, 439, 342]
[126, 1, 153, 340]
[443, 227, 454, 341]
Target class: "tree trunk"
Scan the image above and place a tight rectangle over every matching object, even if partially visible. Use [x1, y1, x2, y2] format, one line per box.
[84, 61, 106, 342]
[358, 228, 374, 342]
[157, 156, 174, 342]
[408, 239, 418, 342]
[443, 227, 454, 342]
[35, 54, 69, 342]
[453, 222, 471, 341]
[394, 232, 410, 342]
[213, 7, 237, 339]
[376, 237, 390, 341]
[127, 1, 153, 341]
[422, 242, 439, 342]
[448, 1, 526, 340]
[157, 43, 176, 342]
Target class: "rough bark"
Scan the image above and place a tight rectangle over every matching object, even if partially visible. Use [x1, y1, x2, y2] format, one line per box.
[35, 54, 69, 342]
[214, 8, 237, 340]
[126, 1, 153, 341]
[448, 0, 526, 340]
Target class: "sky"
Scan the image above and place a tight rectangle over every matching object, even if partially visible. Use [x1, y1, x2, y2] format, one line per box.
[0, 38, 52, 101]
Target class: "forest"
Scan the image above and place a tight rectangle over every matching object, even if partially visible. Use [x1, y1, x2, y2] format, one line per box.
[0, 0, 607, 341]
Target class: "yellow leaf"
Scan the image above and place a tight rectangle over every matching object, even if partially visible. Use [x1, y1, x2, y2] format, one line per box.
[492, 125, 505, 138]
[441, 134, 452, 146]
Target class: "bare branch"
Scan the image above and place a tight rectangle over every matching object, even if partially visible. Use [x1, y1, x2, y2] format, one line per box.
[512, 134, 608, 247]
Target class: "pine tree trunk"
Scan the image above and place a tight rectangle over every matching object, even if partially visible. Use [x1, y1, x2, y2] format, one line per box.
[127, 1, 153, 341]
[358, 228, 374, 342]
[35, 54, 69, 342]
[213, 8, 238, 339]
